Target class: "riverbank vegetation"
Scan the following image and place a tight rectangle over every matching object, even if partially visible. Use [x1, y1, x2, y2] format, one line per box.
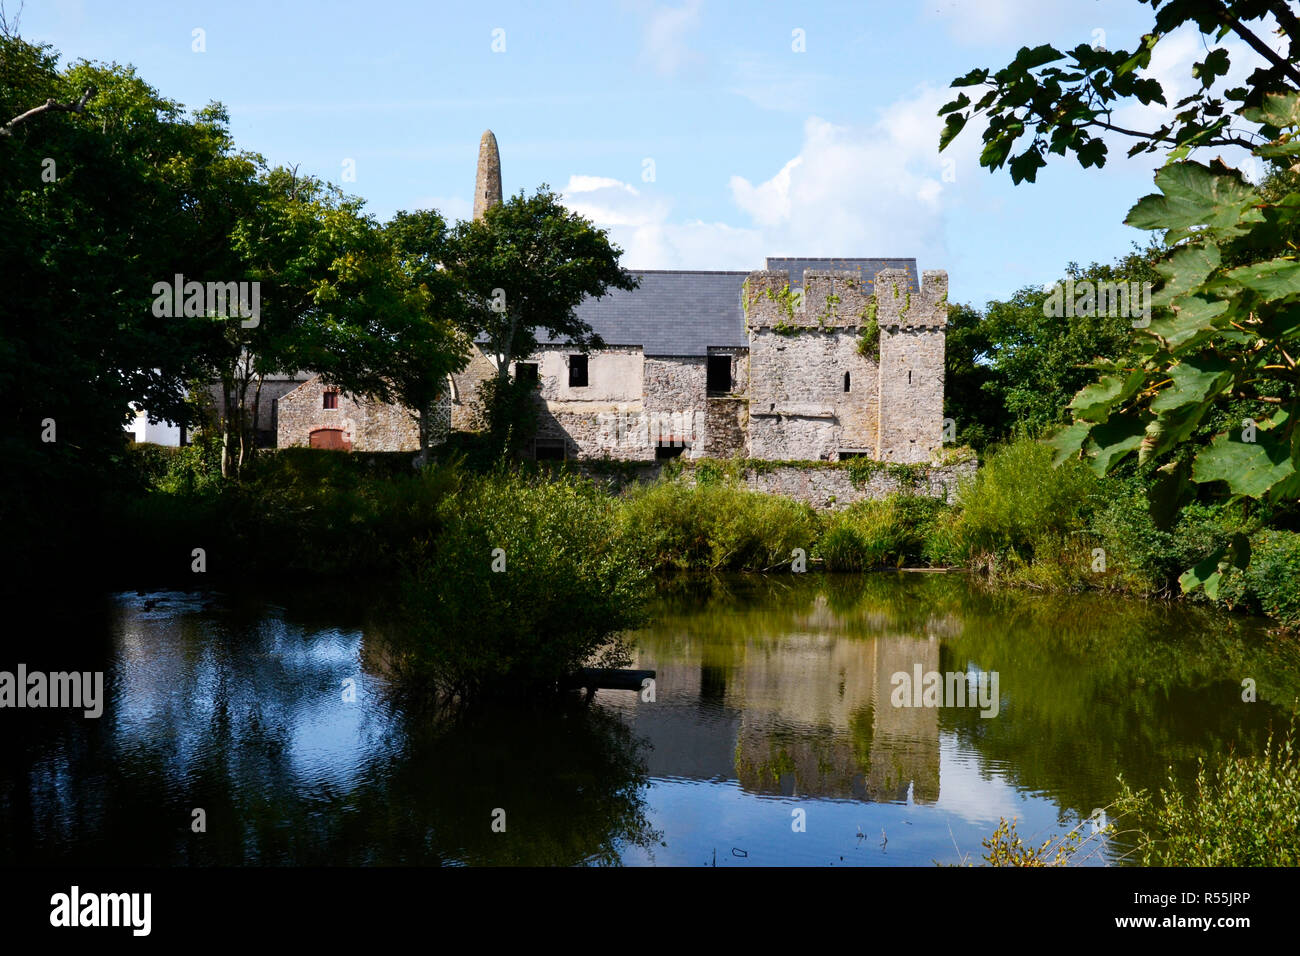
[112, 436, 1300, 634]
[1112, 723, 1300, 867]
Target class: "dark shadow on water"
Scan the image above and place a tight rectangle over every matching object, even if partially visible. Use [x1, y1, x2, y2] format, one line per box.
[0, 590, 659, 866]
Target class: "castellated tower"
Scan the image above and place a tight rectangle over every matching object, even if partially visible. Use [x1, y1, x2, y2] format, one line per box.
[743, 267, 947, 463]
[473, 129, 503, 221]
[874, 269, 948, 463]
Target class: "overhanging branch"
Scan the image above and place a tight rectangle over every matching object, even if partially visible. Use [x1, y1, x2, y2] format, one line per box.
[0, 85, 97, 138]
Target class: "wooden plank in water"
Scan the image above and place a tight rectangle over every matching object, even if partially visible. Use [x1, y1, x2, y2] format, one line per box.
[561, 668, 656, 691]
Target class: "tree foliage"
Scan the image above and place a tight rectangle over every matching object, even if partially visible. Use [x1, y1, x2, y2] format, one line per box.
[939, 0, 1300, 182]
[448, 187, 639, 379]
[943, 2, 1300, 594]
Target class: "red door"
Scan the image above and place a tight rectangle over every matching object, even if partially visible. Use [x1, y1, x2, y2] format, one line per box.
[309, 428, 350, 450]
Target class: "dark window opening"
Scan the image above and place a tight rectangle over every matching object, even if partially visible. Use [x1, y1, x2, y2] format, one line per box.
[839, 450, 870, 460]
[323, 390, 338, 409]
[516, 362, 539, 384]
[908, 370, 912, 385]
[707, 354, 732, 393]
[655, 443, 686, 460]
[568, 354, 589, 388]
[534, 439, 565, 461]
[843, 371, 851, 392]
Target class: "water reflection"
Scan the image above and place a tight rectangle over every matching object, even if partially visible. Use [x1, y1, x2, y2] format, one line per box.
[0, 593, 658, 866]
[1, 574, 1295, 866]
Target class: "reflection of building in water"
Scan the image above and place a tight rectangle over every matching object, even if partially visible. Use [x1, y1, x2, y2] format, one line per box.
[608, 628, 940, 804]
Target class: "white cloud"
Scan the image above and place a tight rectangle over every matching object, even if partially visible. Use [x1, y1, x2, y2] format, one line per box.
[730, 156, 802, 226]
[728, 87, 973, 256]
[558, 84, 982, 271]
[560, 173, 760, 267]
[560, 176, 670, 227]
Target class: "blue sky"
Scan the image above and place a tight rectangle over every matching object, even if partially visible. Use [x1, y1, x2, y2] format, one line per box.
[22, 0, 1278, 307]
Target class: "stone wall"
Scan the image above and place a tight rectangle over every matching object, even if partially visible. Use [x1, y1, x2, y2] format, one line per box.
[202, 374, 310, 444]
[449, 345, 498, 431]
[876, 269, 948, 463]
[740, 459, 973, 509]
[745, 270, 882, 460]
[276, 375, 425, 451]
[643, 356, 707, 459]
[704, 397, 746, 458]
[447, 344, 718, 461]
[570, 457, 977, 509]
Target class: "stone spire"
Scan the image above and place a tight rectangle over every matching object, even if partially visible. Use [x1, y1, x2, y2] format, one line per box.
[473, 130, 502, 221]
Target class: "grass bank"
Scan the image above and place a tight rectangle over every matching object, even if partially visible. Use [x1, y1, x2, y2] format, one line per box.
[115, 433, 1300, 641]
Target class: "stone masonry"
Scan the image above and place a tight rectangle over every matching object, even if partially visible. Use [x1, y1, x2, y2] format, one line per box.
[277, 375, 428, 451]
[743, 268, 947, 463]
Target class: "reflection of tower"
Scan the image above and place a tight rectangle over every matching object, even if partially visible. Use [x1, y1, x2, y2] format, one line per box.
[473, 130, 503, 221]
[699, 663, 727, 708]
[731, 633, 878, 798]
[869, 636, 941, 803]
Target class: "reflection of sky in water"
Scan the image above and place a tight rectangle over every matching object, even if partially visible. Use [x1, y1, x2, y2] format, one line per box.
[605, 641, 1106, 866]
[109, 592, 398, 794]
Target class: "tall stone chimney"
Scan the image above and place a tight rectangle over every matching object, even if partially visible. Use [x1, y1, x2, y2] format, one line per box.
[473, 130, 503, 221]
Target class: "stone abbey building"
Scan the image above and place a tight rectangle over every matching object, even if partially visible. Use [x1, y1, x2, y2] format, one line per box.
[271, 131, 949, 464]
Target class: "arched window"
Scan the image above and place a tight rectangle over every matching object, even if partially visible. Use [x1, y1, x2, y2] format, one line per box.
[843, 371, 851, 392]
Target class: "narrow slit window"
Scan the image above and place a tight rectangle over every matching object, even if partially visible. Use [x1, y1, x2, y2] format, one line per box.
[843, 371, 851, 392]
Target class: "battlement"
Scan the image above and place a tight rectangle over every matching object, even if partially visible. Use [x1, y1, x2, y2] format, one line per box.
[873, 268, 948, 330]
[745, 267, 947, 331]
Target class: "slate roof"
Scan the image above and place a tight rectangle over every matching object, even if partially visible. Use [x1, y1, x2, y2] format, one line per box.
[528, 257, 920, 357]
[765, 258, 919, 293]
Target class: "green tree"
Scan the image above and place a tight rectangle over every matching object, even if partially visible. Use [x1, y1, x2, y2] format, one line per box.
[206, 171, 468, 478]
[0, 28, 268, 581]
[945, 246, 1161, 447]
[333, 208, 472, 464]
[446, 186, 639, 452]
[943, 301, 1005, 450]
[940, 1, 1300, 595]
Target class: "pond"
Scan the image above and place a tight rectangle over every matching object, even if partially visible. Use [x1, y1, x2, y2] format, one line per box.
[2, 573, 1296, 866]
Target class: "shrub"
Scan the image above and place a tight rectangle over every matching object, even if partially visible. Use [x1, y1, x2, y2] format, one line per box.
[979, 816, 1092, 867]
[125, 433, 223, 495]
[819, 523, 870, 571]
[618, 478, 818, 572]
[1218, 530, 1300, 628]
[818, 495, 947, 569]
[472, 375, 539, 460]
[236, 452, 457, 577]
[1114, 724, 1300, 866]
[950, 435, 1097, 565]
[398, 471, 652, 697]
